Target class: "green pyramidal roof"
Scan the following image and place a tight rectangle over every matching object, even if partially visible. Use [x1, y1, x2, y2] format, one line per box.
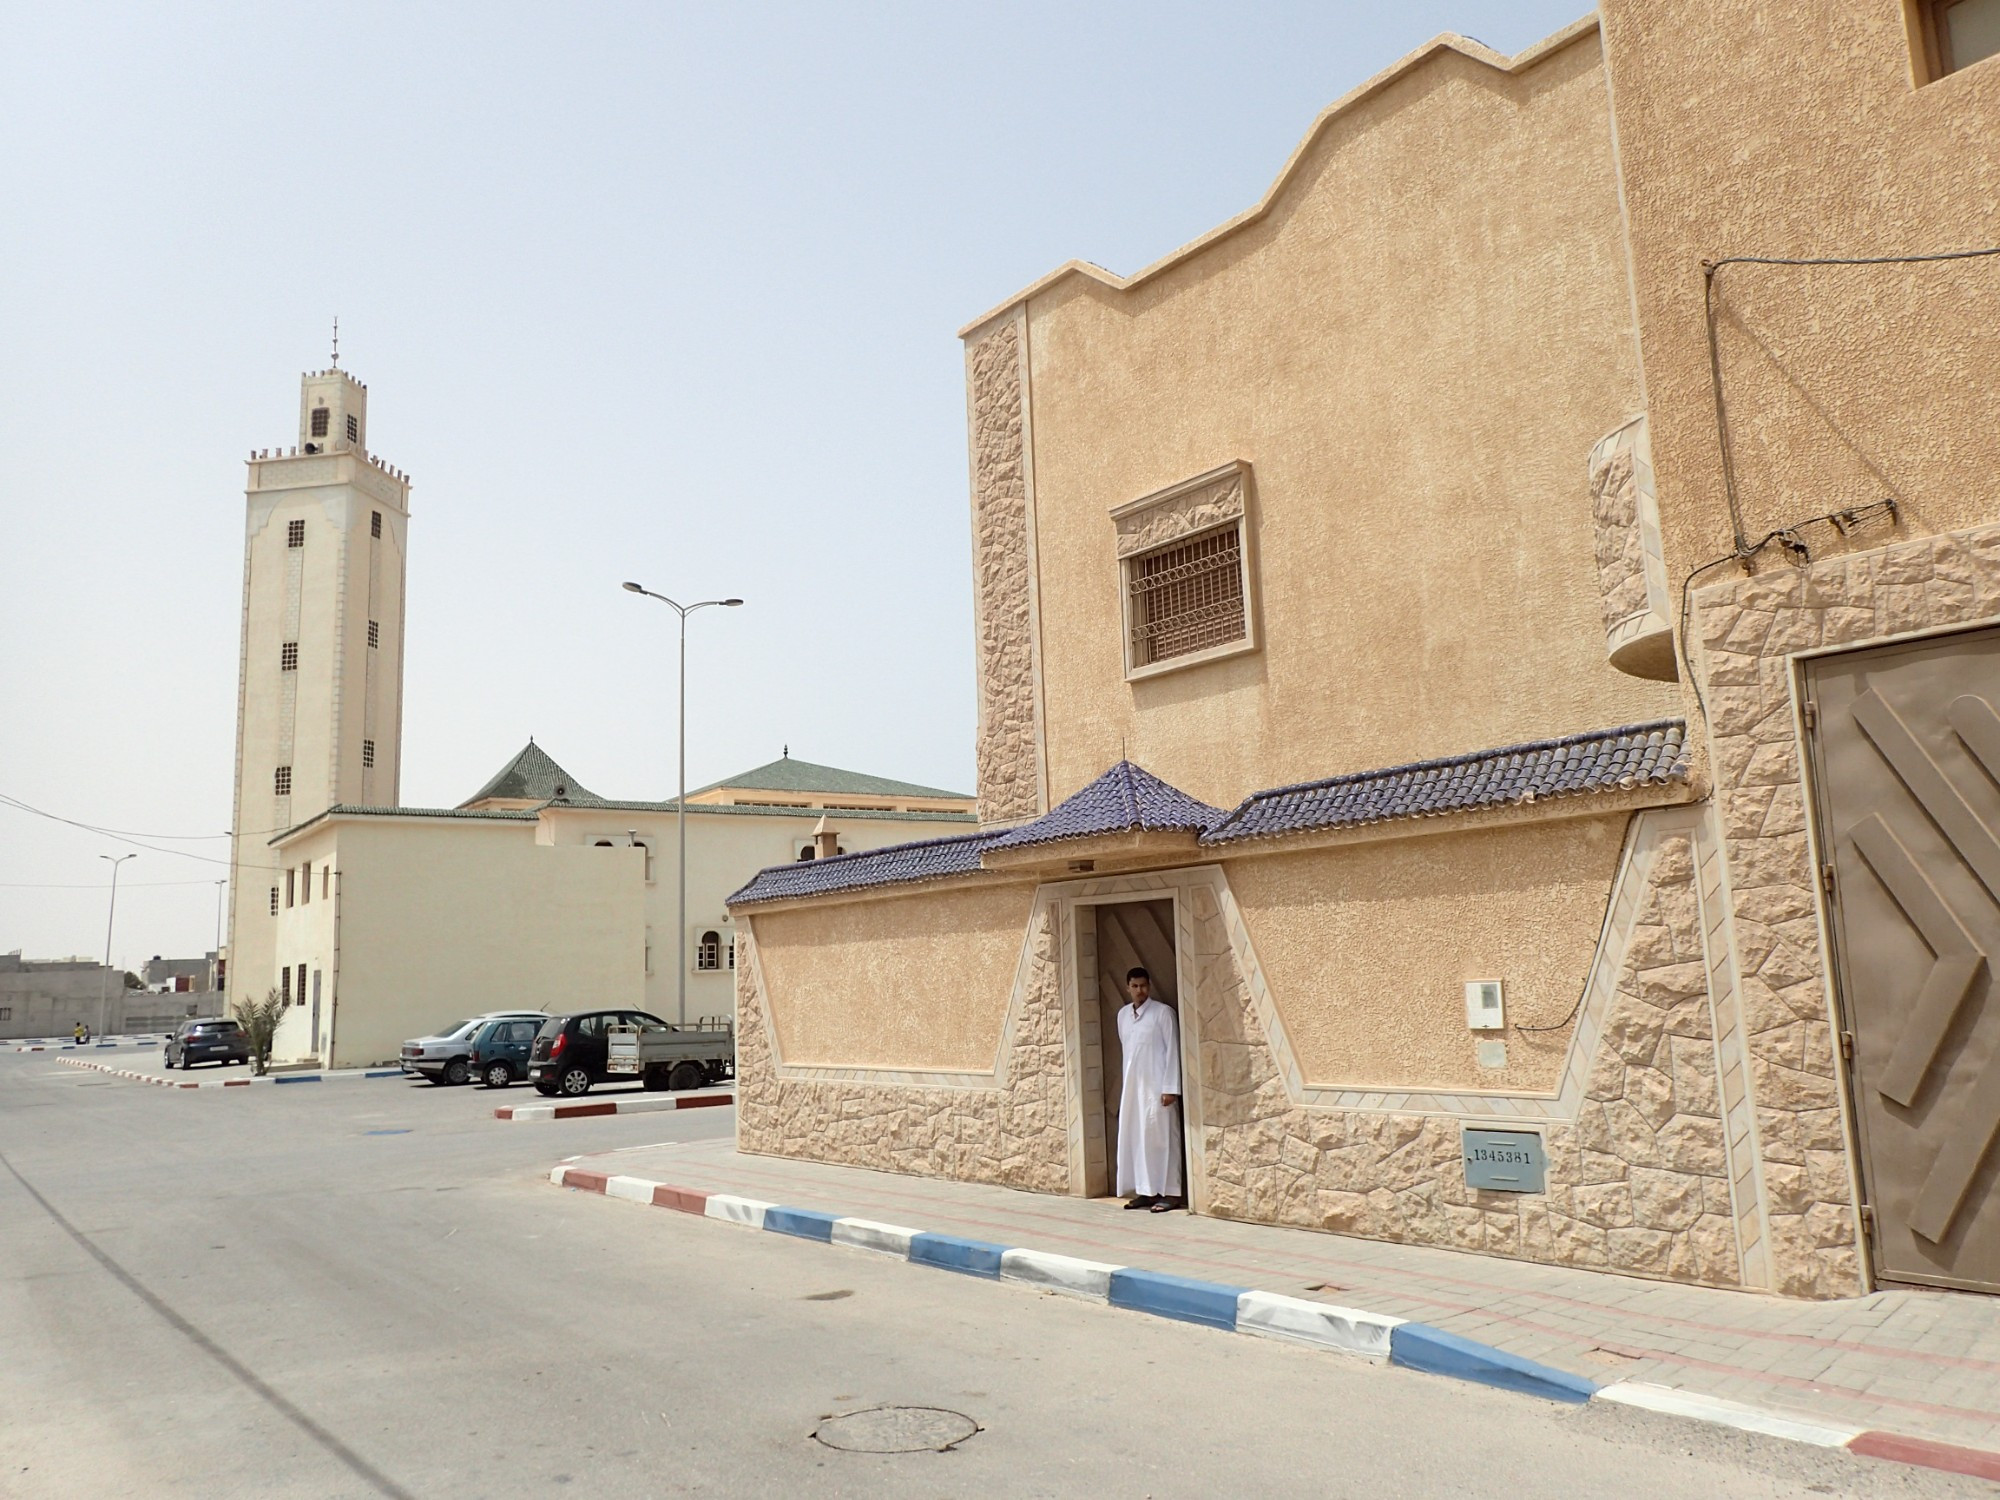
[460, 740, 595, 808]
[691, 754, 970, 802]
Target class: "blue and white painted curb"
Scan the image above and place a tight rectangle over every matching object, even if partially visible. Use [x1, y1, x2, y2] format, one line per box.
[547, 1161, 2000, 1482]
[55, 1055, 408, 1088]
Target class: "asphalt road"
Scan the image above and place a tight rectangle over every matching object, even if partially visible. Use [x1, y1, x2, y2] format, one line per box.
[1, 1052, 1987, 1499]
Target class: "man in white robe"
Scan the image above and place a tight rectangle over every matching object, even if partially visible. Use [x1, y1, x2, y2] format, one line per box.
[1115, 967, 1183, 1212]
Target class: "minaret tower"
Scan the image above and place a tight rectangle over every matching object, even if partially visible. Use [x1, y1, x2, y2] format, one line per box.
[225, 353, 411, 1004]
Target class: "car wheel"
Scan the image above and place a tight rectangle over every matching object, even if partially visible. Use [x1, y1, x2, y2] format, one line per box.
[668, 1061, 704, 1092]
[180, 1055, 192, 1071]
[484, 1061, 512, 1089]
[642, 1064, 670, 1092]
[558, 1066, 592, 1097]
[442, 1058, 470, 1086]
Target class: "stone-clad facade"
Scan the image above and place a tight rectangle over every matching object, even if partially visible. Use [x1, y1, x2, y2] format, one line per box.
[732, 4, 2000, 1301]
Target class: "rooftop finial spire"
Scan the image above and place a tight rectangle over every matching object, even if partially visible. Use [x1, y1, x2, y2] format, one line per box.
[330, 316, 340, 368]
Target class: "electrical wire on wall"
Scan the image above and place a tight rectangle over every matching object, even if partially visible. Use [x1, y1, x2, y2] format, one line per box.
[1679, 243, 2000, 715]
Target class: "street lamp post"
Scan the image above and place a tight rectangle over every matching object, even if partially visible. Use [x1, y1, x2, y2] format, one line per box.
[98, 853, 137, 1037]
[621, 582, 743, 1025]
[213, 879, 227, 1002]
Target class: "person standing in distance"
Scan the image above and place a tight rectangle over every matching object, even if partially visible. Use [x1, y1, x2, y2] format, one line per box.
[1116, 967, 1183, 1212]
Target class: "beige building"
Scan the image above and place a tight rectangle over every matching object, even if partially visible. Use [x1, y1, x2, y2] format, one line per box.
[221, 365, 977, 1069]
[731, 2, 2000, 1301]
[264, 745, 973, 1068]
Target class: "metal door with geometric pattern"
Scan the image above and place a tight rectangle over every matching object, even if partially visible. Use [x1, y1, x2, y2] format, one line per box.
[1806, 626, 2000, 1292]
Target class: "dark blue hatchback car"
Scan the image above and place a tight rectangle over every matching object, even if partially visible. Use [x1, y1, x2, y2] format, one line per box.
[466, 1016, 541, 1088]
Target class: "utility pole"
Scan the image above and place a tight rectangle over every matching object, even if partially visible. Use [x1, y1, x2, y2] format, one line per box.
[98, 853, 136, 1037]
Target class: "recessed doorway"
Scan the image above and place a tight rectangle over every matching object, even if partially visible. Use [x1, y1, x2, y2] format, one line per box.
[1080, 897, 1183, 1200]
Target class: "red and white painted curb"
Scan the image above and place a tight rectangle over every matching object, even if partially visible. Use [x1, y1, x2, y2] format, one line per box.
[54, 1055, 405, 1089]
[546, 1161, 2000, 1485]
[495, 1090, 733, 1122]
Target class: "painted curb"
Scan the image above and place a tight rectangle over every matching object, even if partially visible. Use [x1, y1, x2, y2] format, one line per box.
[908, 1232, 1007, 1279]
[1109, 1267, 1247, 1330]
[493, 1091, 733, 1122]
[54, 1056, 410, 1089]
[1388, 1322, 1597, 1404]
[541, 1163, 2000, 1482]
[1235, 1289, 1400, 1359]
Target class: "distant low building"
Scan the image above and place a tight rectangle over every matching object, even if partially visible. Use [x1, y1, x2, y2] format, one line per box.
[0, 952, 216, 1038]
[141, 954, 218, 993]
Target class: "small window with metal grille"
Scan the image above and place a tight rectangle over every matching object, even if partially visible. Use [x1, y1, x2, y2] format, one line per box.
[310, 407, 329, 437]
[287, 519, 305, 547]
[280, 641, 298, 671]
[362, 740, 375, 768]
[345, 414, 359, 442]
[368, 620, 379, 648]
[274, 765, 292, 797]
[371, 511, 382, 538]
[695, 930, 723, 971]
[1124, 525, 1248, 672]
[270, 886, 279, 915]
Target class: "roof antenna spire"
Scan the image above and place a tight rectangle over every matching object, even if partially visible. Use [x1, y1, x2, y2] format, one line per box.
[330, 316, 340, 368]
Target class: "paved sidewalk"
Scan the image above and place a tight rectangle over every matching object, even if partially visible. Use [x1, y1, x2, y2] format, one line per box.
[577, 1136, 2000, 1457]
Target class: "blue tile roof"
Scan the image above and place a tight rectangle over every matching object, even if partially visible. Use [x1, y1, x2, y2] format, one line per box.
[728, 721, 1688, 904]
[1199, 719, 1688, 846]
[727, 829, 1004, 906]
[985, 761, 1225, 852]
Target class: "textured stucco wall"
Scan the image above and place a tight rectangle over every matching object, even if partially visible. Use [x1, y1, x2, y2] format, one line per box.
[751, 883, 1036, 1070]
[1201, 829, 1744, 1287]
[1599, 0, 2000, 611]
[1224, 817, 1626, 1093]
[1011, 28, 1676, 813]
[735, 907, 1070, 1192]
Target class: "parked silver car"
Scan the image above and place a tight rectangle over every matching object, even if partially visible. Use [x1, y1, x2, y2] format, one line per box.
[399, 1011, 547, 1085]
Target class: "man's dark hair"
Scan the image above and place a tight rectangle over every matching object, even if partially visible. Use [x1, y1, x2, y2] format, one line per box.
[1126, 967, 1150, 983]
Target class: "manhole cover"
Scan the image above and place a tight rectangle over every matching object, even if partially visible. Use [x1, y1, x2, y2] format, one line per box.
[812, 1406, 979, 1454]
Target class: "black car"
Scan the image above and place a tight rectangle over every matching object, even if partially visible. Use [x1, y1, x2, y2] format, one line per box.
[166, 1018, 250, 1070]
[527, 1010, 667, 1097]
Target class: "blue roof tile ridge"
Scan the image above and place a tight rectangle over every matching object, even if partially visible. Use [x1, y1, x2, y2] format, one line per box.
[726, 827, 1003, 906]
[985, 760, 1225, 852]
[1200, 719, 1687, 846]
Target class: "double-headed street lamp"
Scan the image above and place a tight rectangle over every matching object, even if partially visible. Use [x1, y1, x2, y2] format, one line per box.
[621, 583, 743, 1025]
[99, 852, 136, 1036]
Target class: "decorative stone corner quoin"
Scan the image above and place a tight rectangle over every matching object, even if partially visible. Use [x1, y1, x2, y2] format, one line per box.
[1110, 462, 1248, 559]
[966, 312, 1044, 826]
[1590, 415, 1676, 682]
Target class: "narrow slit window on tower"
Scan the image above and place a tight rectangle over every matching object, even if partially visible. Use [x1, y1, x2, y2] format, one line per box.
[368, 620, 379, 648]
[1125, 524, 1248, 670]
[287, 519, 305, 548]
[270, 886, 279, 916]
[282, 967, 291, 1003]
[362, 740, 375, 768]
[280, 641, 298, 671]
[310, 407, 329, 438]
[322, 864, 330, 899]
[285, 868, 295, 907]
[274, 765, 292, 797]
[345, 414, 359, 442]
[370, 511, 382, 539]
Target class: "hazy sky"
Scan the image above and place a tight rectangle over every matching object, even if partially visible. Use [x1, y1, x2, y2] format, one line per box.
[1, 1, 1587, 969]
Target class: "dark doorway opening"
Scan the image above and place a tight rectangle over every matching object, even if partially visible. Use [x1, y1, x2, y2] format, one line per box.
[1090, 898, 1182, 1200]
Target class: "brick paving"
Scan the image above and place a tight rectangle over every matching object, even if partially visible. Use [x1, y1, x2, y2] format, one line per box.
[578, 1135, 2000, 1454]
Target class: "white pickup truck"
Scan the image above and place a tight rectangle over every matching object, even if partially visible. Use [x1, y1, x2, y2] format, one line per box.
[605, 1017, 735, 1093]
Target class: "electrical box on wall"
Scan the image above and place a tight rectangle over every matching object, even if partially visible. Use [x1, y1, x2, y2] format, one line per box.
[1465, 980, 1505, 1030]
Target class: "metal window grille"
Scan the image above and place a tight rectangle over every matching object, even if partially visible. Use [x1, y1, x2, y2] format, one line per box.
[274, 764, 292, 797]
[282, 967, 291, 1003]
[362, 739, 375, 768]
[269, 887, 279, 915]
[345, 413, 359, 442]
[1127, 526, 1246, 667]
[287, 519, 305, 547]
[368, 620, 379, 648]
[727, 938, 736, 970]
[310, 407, 329, 437]
[695, 930, 723, 971]
[371, 511, 382, 539]
[280, 641, 298, 671]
